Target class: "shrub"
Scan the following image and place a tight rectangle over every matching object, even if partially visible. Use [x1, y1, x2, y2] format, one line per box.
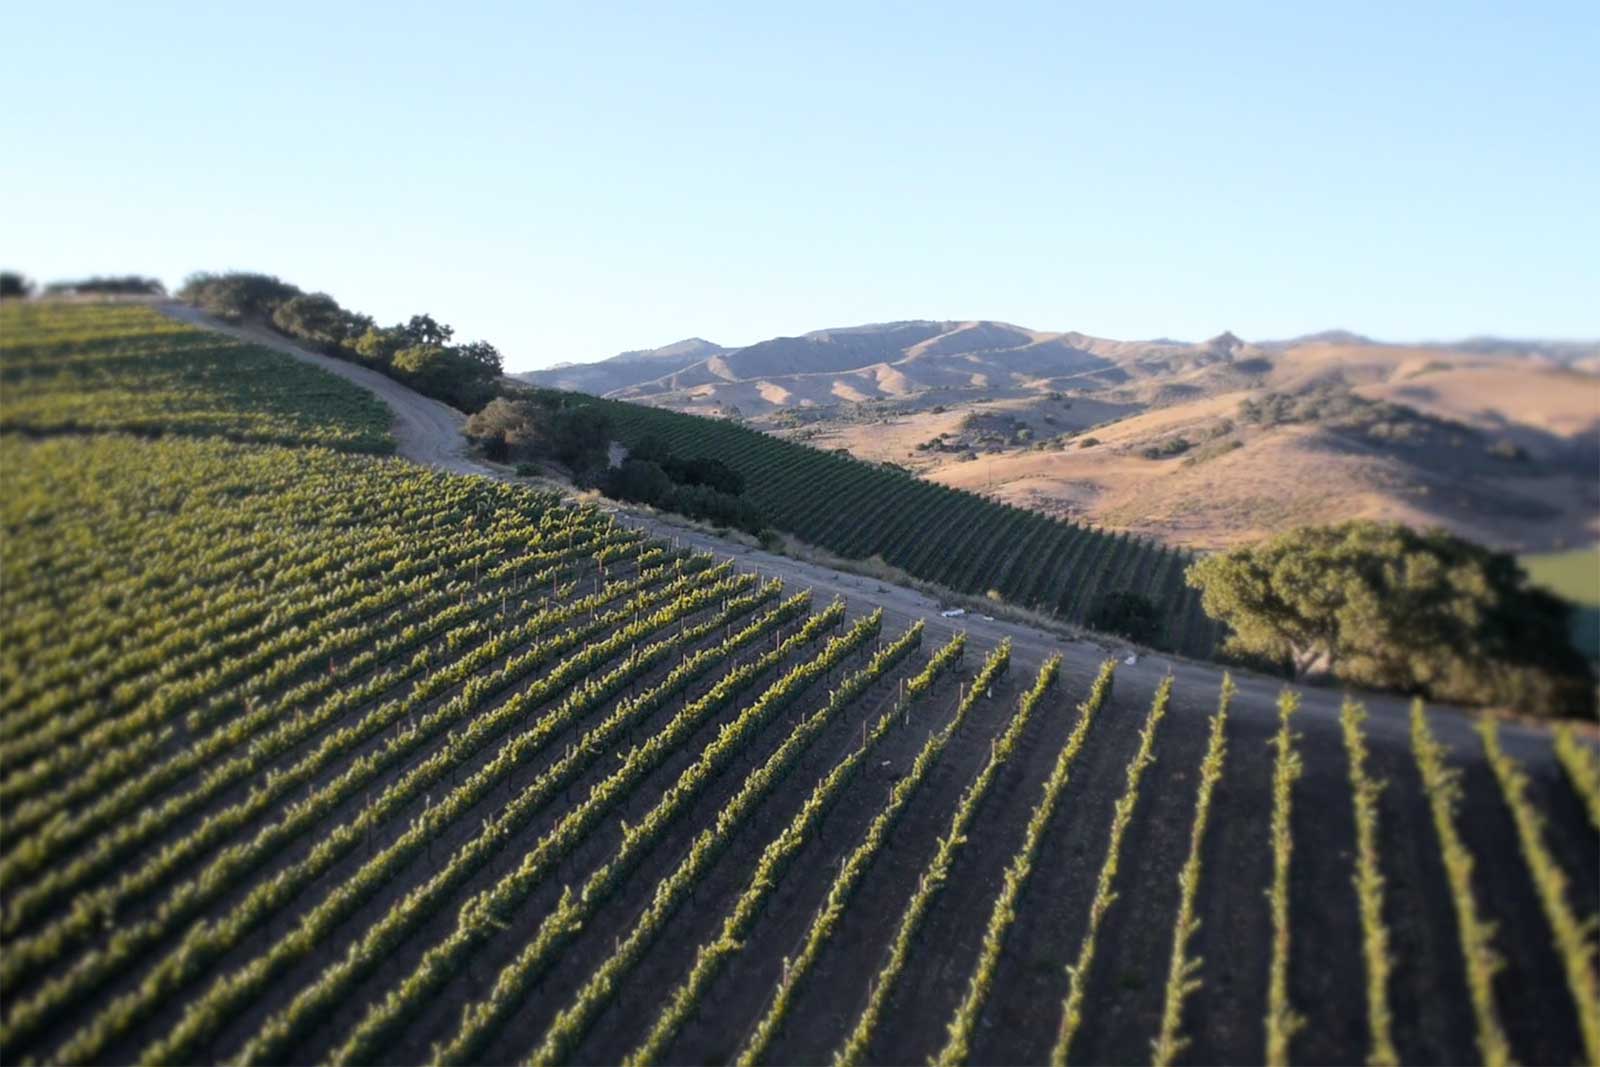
[272, 293, 370, 354]
[627, 435, 673, 464]
[391, 344, 500, 411]
[402, 313, 453, 346]
[465, 394, 611, 469]
[669, 482, 764, 533]
[44, 275, 166, 296]
[179, 272, 503, 413]
[487, 405, 770, 533]
[663, 455, 744, 495]
[352, 326, 406, 371]
[1238, 381, 1464, 446]
[1089, 590, 1159, 643]
[393, 344, 455, 393]
[1141, 436, 1192, 460]
[604, 459, 676, 506]
[1181, 438, 1243, 467]
[180, 272, 297, 320]
[1, 272, 34, 298]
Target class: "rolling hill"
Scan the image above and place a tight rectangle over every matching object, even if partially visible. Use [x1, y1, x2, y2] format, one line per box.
[524, 321, 1598, 554]
[522, 337, 727, 396]
[519, 319, 1240, 413]
[553, 388, 1222, 659]
[519, 320, 1596, 419]
[3, 298, 1597, 1067]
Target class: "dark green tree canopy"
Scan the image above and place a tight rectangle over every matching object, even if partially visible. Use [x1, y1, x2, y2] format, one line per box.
[353, 326, 406, 370]
[466, 392, 764, 534]
[44, 275, 166, 296]
[453, 339, 503, 375]
[389, 344, 497, 411]
[465, 393, 612, 470]
[1088, 590, 1159, 644]
[180, 272, 296, 320]
[271, 293, 370, 351]
[403, 313, 454, 347]
[1187, 521, 1595, 718]
[175, 272, 504, 414]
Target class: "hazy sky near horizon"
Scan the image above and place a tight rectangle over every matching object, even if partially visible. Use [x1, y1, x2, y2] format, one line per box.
[3, 2, 1595, 372]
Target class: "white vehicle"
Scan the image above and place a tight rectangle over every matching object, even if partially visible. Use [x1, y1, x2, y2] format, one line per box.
[939, 608, 966, 618]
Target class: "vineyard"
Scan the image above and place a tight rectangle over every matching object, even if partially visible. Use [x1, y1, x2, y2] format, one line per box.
[2, 301, 1597, 1066]
[0, 302, 393, 453]
[560, 392, 1223, 658]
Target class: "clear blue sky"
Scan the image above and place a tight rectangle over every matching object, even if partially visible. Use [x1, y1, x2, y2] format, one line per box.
[3, 1, 1595, 371]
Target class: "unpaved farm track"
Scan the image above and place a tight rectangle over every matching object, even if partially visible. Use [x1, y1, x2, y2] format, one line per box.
[160, 304, 486, 475]
[156, 303, 1558, 755]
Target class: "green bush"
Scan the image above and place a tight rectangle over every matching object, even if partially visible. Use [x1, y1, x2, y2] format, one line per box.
[354, 327, 402, 370]
[45, 275, 166, 296]
[1181, 438, 1243, 467]
[664, 454, 744, 495]
[465, 394, 611, 470]
[604, 458, 676, 506]
[1238, 381, 1465, 446]
[391, 344, 499, 411]
[180, 272, 502, 413]
[271, 294, 371, 354]
[180, 272, 297, 320]
[1089, 590, 1159, 643]
[669, 482, 764, 533]
[1141, 436, 1192, 460]
[402, 313, 453, 346]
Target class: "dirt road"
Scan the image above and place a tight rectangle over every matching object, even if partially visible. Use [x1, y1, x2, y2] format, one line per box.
[160, 303, 486, 475]
[157, 303, 1557, 752]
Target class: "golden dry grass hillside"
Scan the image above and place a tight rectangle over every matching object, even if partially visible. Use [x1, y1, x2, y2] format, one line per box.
[526, 325, 1597, 553]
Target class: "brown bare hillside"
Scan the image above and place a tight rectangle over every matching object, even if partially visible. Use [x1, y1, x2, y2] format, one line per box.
[517, 323, 1598, 552]
[922, 363, 1595, 550]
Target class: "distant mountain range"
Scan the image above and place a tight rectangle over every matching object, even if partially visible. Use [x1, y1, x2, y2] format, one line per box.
[515, 321, 1599, 414]
[526, 337, 728, 395]
[513, 319, 1599, 555]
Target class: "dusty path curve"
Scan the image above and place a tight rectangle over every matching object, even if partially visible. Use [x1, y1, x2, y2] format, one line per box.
[161, 303, 488, 475]
[157, 303, 1555, 751]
